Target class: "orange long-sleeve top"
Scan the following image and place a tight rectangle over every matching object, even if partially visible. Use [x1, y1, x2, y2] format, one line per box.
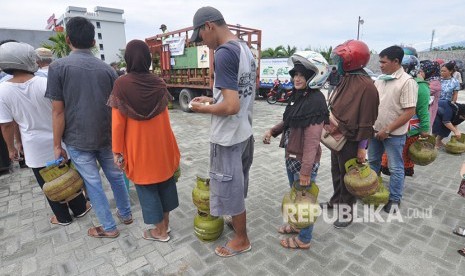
[112, 108, 180, 185]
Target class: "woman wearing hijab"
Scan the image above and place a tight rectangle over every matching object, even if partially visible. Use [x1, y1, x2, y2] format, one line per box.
[325, 40, 379, 228]
[419, 60, 441, 129]
[263, 51, 329, 250]
[108, 40, 180, 242]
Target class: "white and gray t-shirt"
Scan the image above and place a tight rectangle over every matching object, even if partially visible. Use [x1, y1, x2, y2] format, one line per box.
[210, 40, 256, 146]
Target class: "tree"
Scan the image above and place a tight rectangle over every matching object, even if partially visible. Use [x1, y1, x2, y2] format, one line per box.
[116, 48, 126, 67]
[261, 45, 285, 58]
[261, 45, 298, 58]
[318, 46, 333, 62]
[281, 45, 297, 57]
[42, 32, 71, 58]
[432, 46, 465, 51]
[42, 31, 99, 58]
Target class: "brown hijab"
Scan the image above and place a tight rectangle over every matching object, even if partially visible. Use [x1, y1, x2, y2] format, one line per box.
[107, 39, 172, 120]
[330, 70, 379, 141]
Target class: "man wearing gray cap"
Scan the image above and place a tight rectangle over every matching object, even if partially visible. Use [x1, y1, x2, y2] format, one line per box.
[190, 6, 256, 257]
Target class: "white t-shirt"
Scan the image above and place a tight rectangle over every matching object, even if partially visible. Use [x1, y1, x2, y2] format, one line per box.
[35, 68, 48, 78]
[0, 77, 55, 168]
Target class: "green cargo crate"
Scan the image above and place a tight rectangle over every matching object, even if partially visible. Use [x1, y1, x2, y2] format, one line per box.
[172, 47, 199, 69]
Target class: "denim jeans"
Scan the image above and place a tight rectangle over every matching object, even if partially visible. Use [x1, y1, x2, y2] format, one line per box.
[66, 145, 132, 232]
[286, 163, 319, 244]
[368, 135, 406, 202]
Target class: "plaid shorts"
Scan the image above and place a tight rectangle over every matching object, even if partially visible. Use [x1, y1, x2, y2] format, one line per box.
[286, 158, 320, 182]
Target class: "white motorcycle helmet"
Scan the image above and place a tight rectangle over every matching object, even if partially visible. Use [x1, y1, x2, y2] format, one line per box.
[288, 51, 330, 89]
[0, 42, 38, 73]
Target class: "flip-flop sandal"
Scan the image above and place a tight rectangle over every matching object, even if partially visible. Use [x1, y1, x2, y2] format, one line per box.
[49, 216, 72, 226]
[453, 226, 465, 237]
[116, 210, 133, 225]
[143, 229, 170, 242]
[277, 225, 300, 234]
[75, 203, 92, 218]
[458, 248, 465, 257]
[280, 237, 311, 250]
[156, 227, 171, 234]
[87, 226, 120, 238]
[214, 242, 252, 258]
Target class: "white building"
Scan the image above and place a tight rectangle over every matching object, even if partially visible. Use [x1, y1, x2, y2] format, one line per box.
[56, 6, 126, 64]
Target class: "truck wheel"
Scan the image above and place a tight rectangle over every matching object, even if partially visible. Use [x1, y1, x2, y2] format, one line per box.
[179, 89, 194, 112]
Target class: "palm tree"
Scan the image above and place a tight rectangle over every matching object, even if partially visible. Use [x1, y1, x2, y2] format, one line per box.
[318, 46, 333, 62]
[42, 32, 71, 58]
[281, 45, 297, 57]
[42, 32, 100, 58]
[261, 45, 285, 58]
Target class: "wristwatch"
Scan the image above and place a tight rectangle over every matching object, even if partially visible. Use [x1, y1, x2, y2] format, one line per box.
[385, 129, 391, 135]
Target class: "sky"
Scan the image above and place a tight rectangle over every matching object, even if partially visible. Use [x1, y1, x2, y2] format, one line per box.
[1, 0, 465, 53]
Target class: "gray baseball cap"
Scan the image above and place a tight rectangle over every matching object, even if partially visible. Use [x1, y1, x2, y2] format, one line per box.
[190, 6, 224, 43]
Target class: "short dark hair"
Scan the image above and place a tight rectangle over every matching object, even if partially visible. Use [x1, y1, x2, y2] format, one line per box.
[211, 19, 226, 26]
[379, 45, 404, 64]
[66, 17, 95, 49]
[199, 19, 227, 32]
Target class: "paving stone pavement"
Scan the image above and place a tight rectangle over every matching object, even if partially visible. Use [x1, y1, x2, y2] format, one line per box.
[1, 95, 465, 276]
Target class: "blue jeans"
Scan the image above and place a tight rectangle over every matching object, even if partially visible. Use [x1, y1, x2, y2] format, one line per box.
[286, 163, 319, 244]
[286, 162, 319, 188]
[368, 135, 406, 202]
[67, 145, 132, 232]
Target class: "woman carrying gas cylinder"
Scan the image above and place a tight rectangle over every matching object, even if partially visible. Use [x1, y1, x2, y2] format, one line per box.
[324, 40, 379, 228]
[263, 51, 329, 249]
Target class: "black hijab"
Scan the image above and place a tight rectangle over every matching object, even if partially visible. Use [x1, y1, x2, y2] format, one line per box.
[283, 63, 329, 128]
[283, 88, 329, 128]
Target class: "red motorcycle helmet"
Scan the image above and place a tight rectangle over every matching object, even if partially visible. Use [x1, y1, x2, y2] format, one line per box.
[434, 58, 445, 65]
[332, 40, 370, 72]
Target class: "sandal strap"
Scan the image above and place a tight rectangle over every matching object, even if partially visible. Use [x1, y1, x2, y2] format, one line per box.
[292, 237, 301, 249]
[94, 226, 105, 235]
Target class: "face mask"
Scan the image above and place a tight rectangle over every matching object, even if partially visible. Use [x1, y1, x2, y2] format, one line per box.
[377, 74, 396, 81]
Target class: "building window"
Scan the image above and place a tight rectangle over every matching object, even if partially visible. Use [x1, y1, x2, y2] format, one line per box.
[96, 22, 101, 29]
[101, 54, 105, 61]
[98, 33, 102, 40]
[99, 44, 104, 51]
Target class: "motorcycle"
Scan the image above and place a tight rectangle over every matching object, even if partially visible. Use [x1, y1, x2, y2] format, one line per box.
[266, 79, 293, 104]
